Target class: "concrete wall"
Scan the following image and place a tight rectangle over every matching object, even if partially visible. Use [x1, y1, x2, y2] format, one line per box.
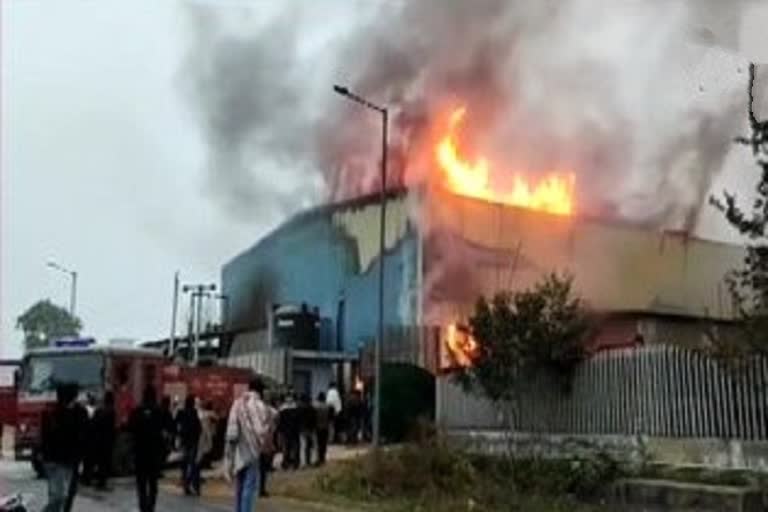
[449, 430, 768, 473]
[222, 192, 420, 354]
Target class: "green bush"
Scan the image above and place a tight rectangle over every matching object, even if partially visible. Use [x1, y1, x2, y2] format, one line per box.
[320, 440, 478, 501]
[318, 439, 624, 508]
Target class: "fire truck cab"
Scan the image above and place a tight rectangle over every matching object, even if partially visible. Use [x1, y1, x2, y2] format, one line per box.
[17, 342, 165, 473]
[17, 340, 253, 475]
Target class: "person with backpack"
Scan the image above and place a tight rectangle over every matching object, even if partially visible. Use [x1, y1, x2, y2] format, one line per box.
[225, 378, 270, 512]
[40, 382, 88, 512]
[129, 386, 165, 512]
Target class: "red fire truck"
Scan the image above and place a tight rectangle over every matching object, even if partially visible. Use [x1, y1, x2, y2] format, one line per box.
[16, 343, 254, 475]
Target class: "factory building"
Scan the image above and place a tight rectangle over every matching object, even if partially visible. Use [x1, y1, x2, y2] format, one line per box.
[221, 186, 744, 397]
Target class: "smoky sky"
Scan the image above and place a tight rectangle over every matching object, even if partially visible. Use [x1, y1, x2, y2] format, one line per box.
[180, 0, 758, 232]
[5, 0, 767, 356]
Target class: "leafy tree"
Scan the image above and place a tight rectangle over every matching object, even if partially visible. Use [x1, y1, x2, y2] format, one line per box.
[456, 273, 590, 426]
[710, 63, 768, 359]
[16, 299, 82, 351]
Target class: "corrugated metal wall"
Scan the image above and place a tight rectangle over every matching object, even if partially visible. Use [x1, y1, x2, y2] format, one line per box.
[437, 345, 768, 440]
[360, 326, 441, 378]
[223, 348, 289, 385]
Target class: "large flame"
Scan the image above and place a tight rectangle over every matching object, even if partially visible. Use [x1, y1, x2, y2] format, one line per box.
[443, 323, 478, 368]
[435, 108, 576, 215]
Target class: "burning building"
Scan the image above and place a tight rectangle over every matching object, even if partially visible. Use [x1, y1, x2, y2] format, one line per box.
[221, 94, 745, 395]
[222, 177, 744, 389]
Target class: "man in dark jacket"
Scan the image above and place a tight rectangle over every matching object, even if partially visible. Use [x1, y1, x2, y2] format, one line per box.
[277, 394, 301, 470]
[298, 394, 317, 467]
[40, 382, 88, 512]
[176, 394, 202, 496]
[130, 386, 165, 512]
[314, 392, 331, 466]
[91, 391, 116, 489]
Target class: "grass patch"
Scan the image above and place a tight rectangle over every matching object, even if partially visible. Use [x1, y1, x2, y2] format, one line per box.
[283, 439, 624, 512]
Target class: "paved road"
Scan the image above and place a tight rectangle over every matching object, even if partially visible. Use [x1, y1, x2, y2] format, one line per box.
[0, 459, 326, 512]
[0, 459, 234, 512]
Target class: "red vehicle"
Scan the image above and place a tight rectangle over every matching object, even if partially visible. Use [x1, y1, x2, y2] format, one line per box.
[0, 360, 20, 433]
[16, 344, 253, 475]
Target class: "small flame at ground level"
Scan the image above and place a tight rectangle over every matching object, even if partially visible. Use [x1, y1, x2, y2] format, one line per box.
[444, 323, 478, 368]
[435, 108, 576, 215]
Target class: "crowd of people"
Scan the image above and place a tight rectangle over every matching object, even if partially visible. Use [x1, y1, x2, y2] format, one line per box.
[38, 379, 369, 512]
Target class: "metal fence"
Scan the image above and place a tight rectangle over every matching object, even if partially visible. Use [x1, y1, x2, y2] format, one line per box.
[437, 345, 768, 440]
[360, 326, 441, 378]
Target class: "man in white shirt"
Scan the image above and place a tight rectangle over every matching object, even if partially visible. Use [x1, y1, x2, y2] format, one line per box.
[326, 383, 342, 443]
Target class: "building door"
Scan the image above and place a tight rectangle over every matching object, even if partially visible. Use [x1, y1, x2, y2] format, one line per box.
[292, 370, 312, 399]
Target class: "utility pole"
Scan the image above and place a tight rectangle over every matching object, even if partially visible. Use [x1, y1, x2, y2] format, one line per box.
[170, 271, 180, 358]
[333, 84, 388, 447]
[182, 283, 216, 365]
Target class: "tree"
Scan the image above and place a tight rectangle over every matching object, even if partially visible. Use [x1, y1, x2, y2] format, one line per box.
[710, 63, 768, 359]
[455, 273, 590, 427]
[16, 299, 82, 351]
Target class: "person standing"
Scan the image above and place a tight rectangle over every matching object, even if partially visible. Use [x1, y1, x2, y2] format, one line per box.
[225, 378, 270, 512]
[91, 392, 116, 490]
[177, 395, 202, 496]
[346, 391, 363, 445]
[130, 386, 165, 512]
[277, 394, 301, 470]
[197, 401, 216, 471]
[314, 392, 331, 466]
[40, 382, 87, 512]
[80, 394, 97, 486]
[259, 396, 278, 498]
[159, 396, 176, 469]
[298, 394, 317, 467]
[326, 383, 342, 443]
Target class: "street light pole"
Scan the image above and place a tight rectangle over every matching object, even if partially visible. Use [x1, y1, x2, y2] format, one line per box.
[47, 261, 78, 317]
[170, 271, 180, 358]
[333, 84, 388, 447]
[70, 271, 78, 318]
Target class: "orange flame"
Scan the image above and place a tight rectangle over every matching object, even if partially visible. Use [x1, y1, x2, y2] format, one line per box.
[444, 323, 478, 368]
[435, 108, 575, 215]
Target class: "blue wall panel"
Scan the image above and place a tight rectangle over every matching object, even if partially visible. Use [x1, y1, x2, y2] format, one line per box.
[222, 207, 417, 354]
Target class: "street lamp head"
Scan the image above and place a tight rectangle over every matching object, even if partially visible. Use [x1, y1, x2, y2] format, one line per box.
[333, 85, 350, 96]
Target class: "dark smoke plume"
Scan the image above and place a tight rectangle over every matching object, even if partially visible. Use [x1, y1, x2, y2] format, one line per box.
[180, 0, 750, 230]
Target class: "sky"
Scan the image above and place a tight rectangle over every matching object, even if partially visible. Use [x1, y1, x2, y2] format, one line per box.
[2, 0, 768, 359]
[2, 1, 275, 356]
